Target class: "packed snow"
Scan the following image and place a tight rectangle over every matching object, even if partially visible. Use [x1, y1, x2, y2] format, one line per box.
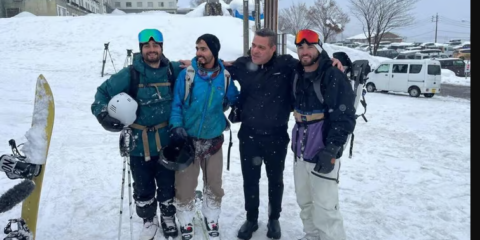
[0, 11, 470, 240]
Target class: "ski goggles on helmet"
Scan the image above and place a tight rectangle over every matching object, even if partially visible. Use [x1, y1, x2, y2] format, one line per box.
[295, 29, 320, 46]
[138, 29, 163, 43]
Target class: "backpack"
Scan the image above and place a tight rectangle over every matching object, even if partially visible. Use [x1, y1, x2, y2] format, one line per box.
[183, 65, 231, 111]
[292, 59, 369, 159]
[128, 61, 175, 100]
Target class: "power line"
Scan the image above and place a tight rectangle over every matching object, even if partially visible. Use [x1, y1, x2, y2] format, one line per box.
[438, 30, 470, 34]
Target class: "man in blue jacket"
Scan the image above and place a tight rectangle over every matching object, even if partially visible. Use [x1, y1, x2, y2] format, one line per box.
[169, 34, 239, 239]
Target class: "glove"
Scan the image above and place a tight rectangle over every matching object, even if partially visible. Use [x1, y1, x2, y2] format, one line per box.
[171, 127, 188, 142]
[313, 145, 340, 174]
[96, 112, 124, 132]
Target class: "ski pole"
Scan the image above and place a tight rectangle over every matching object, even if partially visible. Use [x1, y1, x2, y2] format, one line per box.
[118, 156, 126, 240]
[127, 156, 133, 240]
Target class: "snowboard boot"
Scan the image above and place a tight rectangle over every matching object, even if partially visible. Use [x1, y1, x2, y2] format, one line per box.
[237, 220, 258, 240]
[139, 216, 159, 240]
[160, 215, 178, 238]
[204, 217, 220, 239]
[266, 219, 281, 239]
[179, 222, 194, 240]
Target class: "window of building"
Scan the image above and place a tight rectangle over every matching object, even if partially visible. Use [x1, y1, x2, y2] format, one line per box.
[137, 2, 143, 7]
[148, 2, 153, 7]
[115, 2, 121, 7]
[159, 2, 164, 7]
[126, 2, 132, 7]
[168, 2, 174, 7]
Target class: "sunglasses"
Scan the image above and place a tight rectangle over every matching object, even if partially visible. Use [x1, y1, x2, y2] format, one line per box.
[138, 29, 163, 44]
[295, 29, 320, 45]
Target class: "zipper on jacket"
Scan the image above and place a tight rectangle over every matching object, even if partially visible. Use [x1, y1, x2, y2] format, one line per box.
[196, 79, 214, 137]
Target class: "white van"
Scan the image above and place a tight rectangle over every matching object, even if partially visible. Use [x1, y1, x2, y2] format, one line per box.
[366, 59, 442, 98]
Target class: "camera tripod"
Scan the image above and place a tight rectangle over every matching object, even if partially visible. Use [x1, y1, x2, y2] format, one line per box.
[101, 42, 117, 77]
[124, 49, 133, 68]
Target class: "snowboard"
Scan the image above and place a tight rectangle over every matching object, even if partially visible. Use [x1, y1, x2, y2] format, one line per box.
[20, 74, 55, 240]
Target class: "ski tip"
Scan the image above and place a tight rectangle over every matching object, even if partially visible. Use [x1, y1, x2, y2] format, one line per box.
[38, 74, 46, 81]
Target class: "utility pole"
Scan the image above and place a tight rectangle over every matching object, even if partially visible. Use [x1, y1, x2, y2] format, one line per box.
[264, 0, 278, 33]
[243, 0, 249, 56]
[432, 13, 438, 43]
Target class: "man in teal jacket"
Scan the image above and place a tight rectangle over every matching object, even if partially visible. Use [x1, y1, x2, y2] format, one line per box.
[169, 34, 239, 239]
[91, 29, 183, 240]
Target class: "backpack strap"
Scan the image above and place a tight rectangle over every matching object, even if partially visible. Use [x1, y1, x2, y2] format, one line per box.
[292, 72, 325, 104]
[293, 73, 298, 100]
[184, 66, 195, 103]
[313, 72, 325, 104]
[167, 61, 175, 91]
[129, 65, 140, 99]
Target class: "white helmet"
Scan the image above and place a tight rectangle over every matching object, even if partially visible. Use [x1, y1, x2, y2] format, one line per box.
[108, 92, 138, 126]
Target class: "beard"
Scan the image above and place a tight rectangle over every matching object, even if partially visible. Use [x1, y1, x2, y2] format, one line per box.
[300, 54, 319, 67]
[143, 52, 160, 64]
[197, 55, 214, 67]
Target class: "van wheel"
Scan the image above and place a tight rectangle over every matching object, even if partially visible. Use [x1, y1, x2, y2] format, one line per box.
[366, 83, 376, 92]
[408, 87, 421, 97]
[424, 93, 435, 98]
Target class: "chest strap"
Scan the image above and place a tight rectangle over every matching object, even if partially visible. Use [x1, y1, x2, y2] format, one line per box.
[138, 82, 171, 100]
[130, 121, 168, 161]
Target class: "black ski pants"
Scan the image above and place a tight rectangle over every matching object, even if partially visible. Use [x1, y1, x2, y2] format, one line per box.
[238, 125, 290, 222]
[130, 155, 176, 220]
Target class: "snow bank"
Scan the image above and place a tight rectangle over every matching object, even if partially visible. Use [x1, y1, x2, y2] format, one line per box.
[13, 11, 36, 18]
[186, 1, 231, 17]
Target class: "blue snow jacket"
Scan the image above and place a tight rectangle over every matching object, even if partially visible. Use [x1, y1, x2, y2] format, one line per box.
[169, 57, 240, 139]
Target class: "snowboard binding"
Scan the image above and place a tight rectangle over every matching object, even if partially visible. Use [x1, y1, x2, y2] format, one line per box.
[0, 140, 41, 180]
[3, 218, 32, 240]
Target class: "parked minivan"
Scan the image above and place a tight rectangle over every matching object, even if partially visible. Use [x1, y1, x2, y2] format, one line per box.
[366, 59, 442, 98]
[437, 58, 466, 77]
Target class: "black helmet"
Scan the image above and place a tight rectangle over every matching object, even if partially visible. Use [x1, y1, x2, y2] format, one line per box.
[159, 138, 195, 171]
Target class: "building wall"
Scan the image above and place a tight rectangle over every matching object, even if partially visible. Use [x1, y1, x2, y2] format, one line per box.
[0, 0, 106, 17]
[113, 0, 177, 13]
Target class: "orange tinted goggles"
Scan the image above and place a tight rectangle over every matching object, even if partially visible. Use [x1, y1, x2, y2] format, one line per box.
[295, 29, 320, 45]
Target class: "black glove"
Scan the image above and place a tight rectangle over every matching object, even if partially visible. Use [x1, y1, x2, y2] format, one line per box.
[171, 127, 188, 142]
[313, 145, 340, 174]
[96, 112, 124, 132]
[227, 104, 242, 123]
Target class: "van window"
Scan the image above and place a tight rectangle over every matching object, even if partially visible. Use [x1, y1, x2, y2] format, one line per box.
[410, 64, 422, 74]
[440, 60, 453, 67]
[428, 65, 441, 75]
[393, 64, 408, 73]
[396, 55, 406, 59]
[453, 60, 465, 66]
[376, 64, 390, 73]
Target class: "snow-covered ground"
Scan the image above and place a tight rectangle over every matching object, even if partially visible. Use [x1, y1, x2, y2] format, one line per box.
[0, 10, 470, 240]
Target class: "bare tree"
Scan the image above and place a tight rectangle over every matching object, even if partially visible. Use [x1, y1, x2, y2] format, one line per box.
[349, 0, 418, 55]
[308, 0, 350, 43]
[278, 2, 312, 35]
[349, 0, 378, 54]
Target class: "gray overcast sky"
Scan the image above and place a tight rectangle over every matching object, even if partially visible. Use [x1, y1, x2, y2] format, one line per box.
[278, 0, 471, 43]
[177, 0, 470, 43]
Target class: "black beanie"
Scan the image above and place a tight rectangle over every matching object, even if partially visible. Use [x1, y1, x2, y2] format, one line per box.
[197, 34, 221, 61]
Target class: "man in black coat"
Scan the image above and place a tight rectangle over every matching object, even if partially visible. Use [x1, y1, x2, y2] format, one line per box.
[224, 28, 344, 240]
